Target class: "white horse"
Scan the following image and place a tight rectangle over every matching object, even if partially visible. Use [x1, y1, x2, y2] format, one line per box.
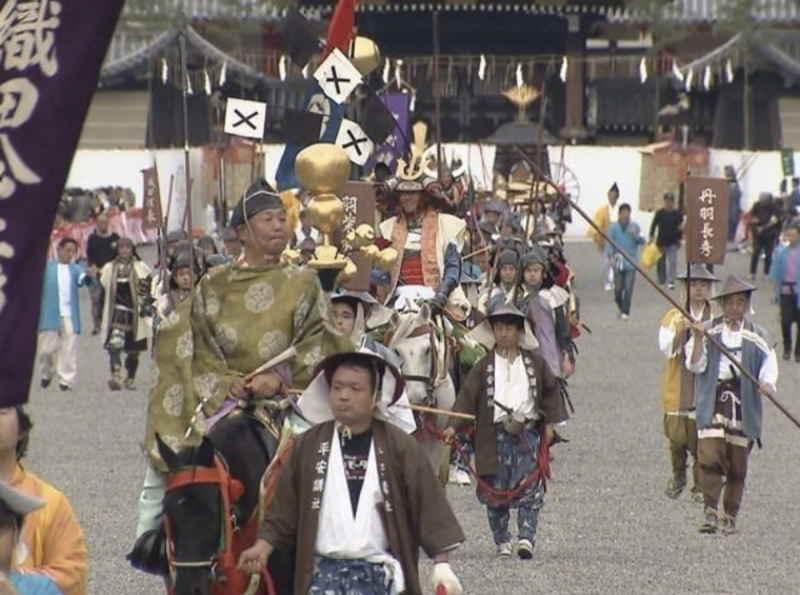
[387, 303, 456, 477]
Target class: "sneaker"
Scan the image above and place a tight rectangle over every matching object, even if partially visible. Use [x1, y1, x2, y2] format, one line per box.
[517, 539, 534, 560]
[690, 488, 704, 504]
[665, 475, 687, 499]
[108, 376, 122, 391]
[91, 327, 100, 336]
[604, 283, 613, 292]
[456, 469, 471, 485]
[620, 313, 629, 321]
[699, 507, 718, 534]
[58, 383, 71, 392]
[667, 283, 675, 290]
[124, 378, 136, 391]
[720, 515, 738, 536]
[40, 378, 51, 389]
[496, 542, 513, 558]
[784, 352, 791, 361]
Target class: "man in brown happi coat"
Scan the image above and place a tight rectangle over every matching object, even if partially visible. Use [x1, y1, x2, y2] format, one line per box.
[239, 349, 465, 595]
[444, 304, 567, 560]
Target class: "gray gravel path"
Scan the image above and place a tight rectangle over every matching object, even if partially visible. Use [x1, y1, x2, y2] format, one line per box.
[25, 241, 800, 594]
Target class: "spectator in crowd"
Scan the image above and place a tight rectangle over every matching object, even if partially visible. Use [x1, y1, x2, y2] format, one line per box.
[0, 406, 87, 595]
[786, 177, 800, 221]
[37, 238, 94, 391]
[85, 212, 119, 335]
[649, 192, 684, 289]
[606, 203, 645, 320]
[590, 183, 620, 292]
[748, 192, 782, 279]
[771, 222, 800, 361]
[725, 165, 742, 243]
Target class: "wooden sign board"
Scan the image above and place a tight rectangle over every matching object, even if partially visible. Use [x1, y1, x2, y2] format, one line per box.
[141, 166, 162, 230]
[338, 181, 377, 292]
[685, 176, 729, 265]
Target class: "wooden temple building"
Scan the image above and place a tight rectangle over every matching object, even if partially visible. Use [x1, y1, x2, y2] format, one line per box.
[86, 0, 800, 151]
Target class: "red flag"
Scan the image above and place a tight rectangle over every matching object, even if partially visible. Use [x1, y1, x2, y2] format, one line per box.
[323, 0, 358, 58]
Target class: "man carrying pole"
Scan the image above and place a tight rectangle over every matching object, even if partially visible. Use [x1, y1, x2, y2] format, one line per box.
[510, 149, 800, 518]
[657, 264, 717, 501]
[686, 276, 778, 535]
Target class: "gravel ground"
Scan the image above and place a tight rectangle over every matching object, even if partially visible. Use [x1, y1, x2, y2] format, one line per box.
[25, 241, 800, 595]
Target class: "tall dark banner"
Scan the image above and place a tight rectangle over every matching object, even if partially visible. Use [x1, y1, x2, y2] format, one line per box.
[0, 1, 126, 406]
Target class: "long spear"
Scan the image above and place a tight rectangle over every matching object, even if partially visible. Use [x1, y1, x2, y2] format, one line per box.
[432, 11, 443, 182]
[513, 147, 800, 431]
[178, 33, 195, 285]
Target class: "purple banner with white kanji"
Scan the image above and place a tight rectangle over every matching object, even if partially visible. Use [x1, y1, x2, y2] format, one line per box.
[365, 93, 410, 175]
[0, 0, 126, 405]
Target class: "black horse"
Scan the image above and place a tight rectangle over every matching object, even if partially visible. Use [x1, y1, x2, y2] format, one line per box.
[155, 408, 294, 595]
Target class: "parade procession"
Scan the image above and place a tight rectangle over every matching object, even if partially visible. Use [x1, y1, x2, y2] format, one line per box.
[2, 1, 800, 594]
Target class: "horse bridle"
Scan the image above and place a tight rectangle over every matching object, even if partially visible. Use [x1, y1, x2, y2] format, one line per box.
[400, 322, 448, 406]
[164, 455, 244, 577]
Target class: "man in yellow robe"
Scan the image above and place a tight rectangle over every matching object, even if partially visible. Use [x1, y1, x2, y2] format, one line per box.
[130, 181, 352, 572]
[588, 183, 619, 291]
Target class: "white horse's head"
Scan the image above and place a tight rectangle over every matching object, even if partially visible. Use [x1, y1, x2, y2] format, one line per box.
[388, 303, 440, 406]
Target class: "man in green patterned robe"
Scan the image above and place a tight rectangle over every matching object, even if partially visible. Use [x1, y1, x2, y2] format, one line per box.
[130, 182, 352, 569]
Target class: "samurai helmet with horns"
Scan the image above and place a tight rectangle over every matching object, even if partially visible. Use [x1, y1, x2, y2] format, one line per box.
[375, 121, 443, 211]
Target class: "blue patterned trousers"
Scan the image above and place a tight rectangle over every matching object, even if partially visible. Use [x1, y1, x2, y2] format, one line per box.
[308, 557, 392, 595]
[487, 505, 541, 545]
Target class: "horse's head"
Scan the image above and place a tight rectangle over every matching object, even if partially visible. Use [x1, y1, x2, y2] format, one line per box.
[156, 434, 243, 595]
[388, 303, 438, 406]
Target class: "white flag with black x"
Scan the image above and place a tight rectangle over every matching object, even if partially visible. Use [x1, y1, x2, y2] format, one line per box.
[314, 48, 363, 105]
[223, 97, 267, 140]
[336, 119, 374, 166]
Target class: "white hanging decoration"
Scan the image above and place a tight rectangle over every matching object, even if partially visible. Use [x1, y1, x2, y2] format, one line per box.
[204, 70, 212, 95]
[186, 73, 194, 96]
[671, 61, 684, 82]
[725, 59, 735, 83]
[409, 93, 417, 112]
[478, 54, 487, 81]
[394, 59, 404, 87]
[684, 69, 694, 91]
[219, 62, 227, 87]
[515, 63, 524, 88]
[639, 57, 648, 83]
[559, 56, 568, 83]
[382, 58, 391, 84]
[301, 63, 309, 79]
[279, 56, 287, 81]
[161, 58, 169, 84]
[703, 66, 712, 90]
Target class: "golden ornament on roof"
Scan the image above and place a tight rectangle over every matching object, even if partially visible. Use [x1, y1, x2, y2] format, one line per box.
[502, 84, 540, 123]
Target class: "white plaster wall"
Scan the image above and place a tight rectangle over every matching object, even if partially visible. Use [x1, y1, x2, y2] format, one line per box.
[550, 146, 653, 239]
[67, 145, 791, 238]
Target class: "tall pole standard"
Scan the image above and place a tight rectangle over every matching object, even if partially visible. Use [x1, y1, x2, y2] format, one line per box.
[432, 11, 443, 182]
[178, 34, 195, 285]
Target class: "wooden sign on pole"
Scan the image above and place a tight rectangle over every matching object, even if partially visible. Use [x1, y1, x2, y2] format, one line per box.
[685, 176, 729, 265]
[141, 166, 163, 230]
[339, 181, 377, 292]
